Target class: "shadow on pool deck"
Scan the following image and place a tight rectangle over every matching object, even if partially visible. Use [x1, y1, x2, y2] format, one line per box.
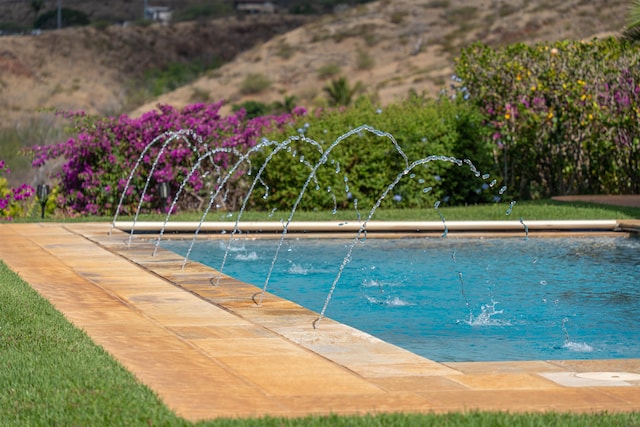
[1, 222, 639, 421]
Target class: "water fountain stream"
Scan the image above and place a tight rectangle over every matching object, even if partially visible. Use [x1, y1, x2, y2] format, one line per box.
[114, 125, 517, 327]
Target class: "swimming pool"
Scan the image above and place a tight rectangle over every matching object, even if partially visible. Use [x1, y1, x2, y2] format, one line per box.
[163, 236, 640, 362]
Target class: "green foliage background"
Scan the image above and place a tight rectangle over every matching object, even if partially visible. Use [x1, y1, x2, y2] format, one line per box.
[250, 95, 496, 214]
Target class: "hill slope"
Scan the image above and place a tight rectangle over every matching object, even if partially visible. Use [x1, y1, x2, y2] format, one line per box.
[133, 0, 631, 117]
[0, 15, 311, 124]
[0, 0, 631, 126]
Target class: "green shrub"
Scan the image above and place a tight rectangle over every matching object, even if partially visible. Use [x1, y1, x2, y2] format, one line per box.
[240, 73, 271, 95]
[231, 97, 300, 119]
[356, 49, 375, 70]
[390, 10, 408, 25]
[323, 77, 362, 106]
[317, 62, 342, 79]
[173, 1, 233, 21]
[444, 6, 477, 24]
[0, 21, 28, 34]
[232, 100, 271, 119]
[190, 87, 211, 103]
[248, 95, 495, 215]
[425, 0, 451, 8]
[140, 60, 221, 98]
[34, 8, 89, 29]
[271, 95, 299, 114]
[274, 40, 296, 59]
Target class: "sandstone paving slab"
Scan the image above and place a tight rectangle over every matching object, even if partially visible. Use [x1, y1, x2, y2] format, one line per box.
[420, 388, 634, 412]
[214, 353, 386, 396]
[368, 375, 468, 392]
[194, 336, 316, 357]
[445, 360, 568, 374]
[168, 324, 276, 340]
[597, 387, 640, 405]
[447, 373, 562, 390]
[92, 333, 200, 353]
[279, 393, 440, 416]
[548, 359, 640, 372]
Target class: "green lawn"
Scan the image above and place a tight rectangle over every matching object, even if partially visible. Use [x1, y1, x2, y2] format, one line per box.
[26, 199, 640, 223]
[2, 201, 640, 426]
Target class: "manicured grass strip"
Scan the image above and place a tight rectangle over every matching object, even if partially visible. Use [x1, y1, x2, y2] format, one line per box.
[23, 199, 640, 223]
[2, 260, 640, 426]
[222, 412, 640, 426]
[0, 260, 190, 426]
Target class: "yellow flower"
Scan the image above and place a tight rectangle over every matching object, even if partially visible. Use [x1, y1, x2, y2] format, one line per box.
[588, 114, 593, 120]
[505, 113, 511, 120]
[581, 94, 587, 101]
[531, 85, 537, 91]
[547, 112, 554, 119]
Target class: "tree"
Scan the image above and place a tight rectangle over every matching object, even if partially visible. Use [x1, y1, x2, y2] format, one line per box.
[323, 77, 362, 107]
[231, 100, 270, 119]
[30, 0, 44, 21]
[271, 95, 298, 114]
[34, 8, 89, 30]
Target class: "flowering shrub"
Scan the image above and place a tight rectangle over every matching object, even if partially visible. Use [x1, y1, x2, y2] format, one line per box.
[456, 38, 640, 198]
[29, 102, 305, 216]
[0, 160, 35, 220]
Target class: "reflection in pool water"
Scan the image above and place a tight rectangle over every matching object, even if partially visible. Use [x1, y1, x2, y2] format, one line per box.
[163, 237, 640, 362]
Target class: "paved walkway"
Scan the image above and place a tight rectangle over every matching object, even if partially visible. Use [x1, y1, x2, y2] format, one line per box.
[1, 222, 639, 422]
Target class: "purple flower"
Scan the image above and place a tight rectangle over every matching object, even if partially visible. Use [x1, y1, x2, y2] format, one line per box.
[25, 100, 300, 216]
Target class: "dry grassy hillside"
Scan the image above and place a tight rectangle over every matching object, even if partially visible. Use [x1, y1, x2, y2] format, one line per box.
[0, 14, 311, 124]
[134, 0, 631, 117]
[0, 0, 632, 127]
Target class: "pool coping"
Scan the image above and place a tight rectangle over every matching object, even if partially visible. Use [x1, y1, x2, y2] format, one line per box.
[1, 221, 639, 421]
[115, 219, 625, 233]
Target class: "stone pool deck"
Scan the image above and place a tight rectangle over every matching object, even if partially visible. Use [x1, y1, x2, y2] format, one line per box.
[1, 221, 639, 421]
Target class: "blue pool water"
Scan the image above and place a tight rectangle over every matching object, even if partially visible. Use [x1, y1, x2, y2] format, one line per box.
[163, 236, 640, 362]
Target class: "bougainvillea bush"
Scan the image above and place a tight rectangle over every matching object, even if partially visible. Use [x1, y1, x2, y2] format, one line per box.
[30, 102, 305, 216]
[0, 160, 34, 220]
[456, 37, 640, 199]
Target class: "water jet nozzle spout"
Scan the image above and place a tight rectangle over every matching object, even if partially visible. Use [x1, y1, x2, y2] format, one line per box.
[158, 182, 170, 212]
[251, 292, 262, 306]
